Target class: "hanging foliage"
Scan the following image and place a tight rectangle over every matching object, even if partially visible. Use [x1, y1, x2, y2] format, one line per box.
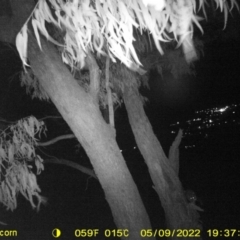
[16, 0, 238, 72]
[20, 69, 50, 101]
[0, 116, 47, 212]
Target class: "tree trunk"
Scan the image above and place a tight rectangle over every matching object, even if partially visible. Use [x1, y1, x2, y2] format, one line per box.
[123, 85, 202, 237]
[27, 34, 153, 239]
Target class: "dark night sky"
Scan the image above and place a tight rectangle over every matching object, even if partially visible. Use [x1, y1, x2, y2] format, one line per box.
[0, 7, 240, 240]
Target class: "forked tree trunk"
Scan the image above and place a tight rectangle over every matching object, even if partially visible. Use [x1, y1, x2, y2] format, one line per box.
[27, 35, 154, 239]
[123, 85, 202, 237]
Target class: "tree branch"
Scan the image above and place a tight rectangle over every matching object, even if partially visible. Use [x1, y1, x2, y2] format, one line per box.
[36, 134, 75, 147]
[44, 158, 97, 179]
[85, 51, 100, 102]
[105, 56, 115, 128]
[168, 129, 183, 176]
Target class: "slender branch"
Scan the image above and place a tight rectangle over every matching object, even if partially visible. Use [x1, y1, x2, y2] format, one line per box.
[85, 51, 100, 102]
[105, 56, 114, 128]
[37, 134, 75, 147]
[44, 158, 97, 179]
[168, 129, 183, 176]
[39, 115, 62, 121]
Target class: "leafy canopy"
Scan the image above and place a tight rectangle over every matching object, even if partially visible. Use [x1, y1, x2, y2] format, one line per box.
[0, 117, 46, 212]
[16, 0, 239, 72]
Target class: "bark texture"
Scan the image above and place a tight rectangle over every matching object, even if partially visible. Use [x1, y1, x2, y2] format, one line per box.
[0, 1, 154, 238]
[123, 85, 202, 237]
[27, 34, 153, 238]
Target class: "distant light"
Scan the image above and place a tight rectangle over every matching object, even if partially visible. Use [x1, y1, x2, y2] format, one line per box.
[216, 106, 228, 113]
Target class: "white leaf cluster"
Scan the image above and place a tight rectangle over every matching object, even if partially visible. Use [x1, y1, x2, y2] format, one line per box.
[16, 0, 238, 71]
[142, 0, 166, 11]
[0, 116, 46, 211]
